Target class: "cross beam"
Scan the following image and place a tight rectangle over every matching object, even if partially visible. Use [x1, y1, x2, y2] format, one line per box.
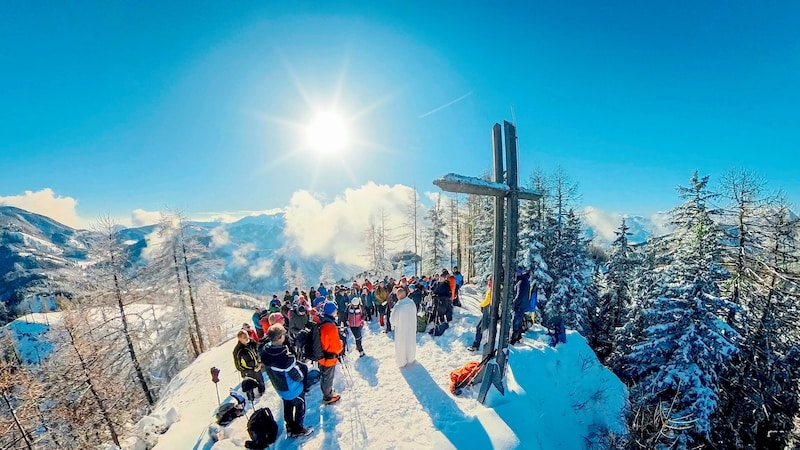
[433, 121, 539, 404]
[433, 174, 541, 201]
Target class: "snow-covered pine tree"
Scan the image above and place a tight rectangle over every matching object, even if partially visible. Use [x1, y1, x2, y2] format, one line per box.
[544, 209, 595, 335]
[319, 263, 335, 286]
[627, 171, 740, 449]
[518, 169, 554, 309]
[590, 218, 634, 361]
[424, 196, 449, 274]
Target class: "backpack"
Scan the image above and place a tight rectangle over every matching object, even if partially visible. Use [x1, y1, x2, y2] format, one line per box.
[449, 361, 481, 394]
[244, 407, 278, 449]
[215, 401, 245, 426]
[302, 322, 324, 361]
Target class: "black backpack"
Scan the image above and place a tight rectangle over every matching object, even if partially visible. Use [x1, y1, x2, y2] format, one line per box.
[245, 407, 279, 449]
[215, 402, 245, 426]
[301, 322, 324, 361]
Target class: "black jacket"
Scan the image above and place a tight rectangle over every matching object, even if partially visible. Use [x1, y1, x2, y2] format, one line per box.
[233, 341, 260, 372]
[432, 280, 451, 298]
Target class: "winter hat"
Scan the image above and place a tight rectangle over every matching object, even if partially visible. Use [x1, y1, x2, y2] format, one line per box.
[268, 312, 285, 326]
[296, 304, 307, 314]
[351, 297, 362, 306]
[322, 301, 337, 317]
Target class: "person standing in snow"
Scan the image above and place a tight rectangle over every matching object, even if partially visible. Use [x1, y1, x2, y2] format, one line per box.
[509, 266, 531, 345]
[346, 296, 366, 357]
[468, 277, 493, 351]
[243, 323, 260, 343]
[452, 266, 464, 307]
[318, 301, 344, 404]
[260, 324, 313, 438]
[252, 307, 265, 339]
[390, 285, 417, 367]
[233, 330, 265, 400]
[374, 284, 389, 329]
[318, 283, 328, 298]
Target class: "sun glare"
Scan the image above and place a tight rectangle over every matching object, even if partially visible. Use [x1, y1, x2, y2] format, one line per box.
[306, 112, 348, 154]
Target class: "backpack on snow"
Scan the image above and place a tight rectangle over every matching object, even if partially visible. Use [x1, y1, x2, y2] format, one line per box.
[449, 361, 481, 394]
[215, 401, 245, 426]
[244, 407, 279, 449]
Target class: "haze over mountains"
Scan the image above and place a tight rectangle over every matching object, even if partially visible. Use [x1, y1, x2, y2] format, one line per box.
[0, 204, 665, 323]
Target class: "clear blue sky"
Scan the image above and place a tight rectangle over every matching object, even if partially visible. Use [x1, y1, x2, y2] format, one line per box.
[2, 1, 799, 220]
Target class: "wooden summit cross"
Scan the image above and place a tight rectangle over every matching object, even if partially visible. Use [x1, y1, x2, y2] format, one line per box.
[433, 121, 540, 404]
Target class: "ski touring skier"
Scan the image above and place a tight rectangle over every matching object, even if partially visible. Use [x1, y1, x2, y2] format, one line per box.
[468, 277, 493, 352]
[233, 330, 265, 401]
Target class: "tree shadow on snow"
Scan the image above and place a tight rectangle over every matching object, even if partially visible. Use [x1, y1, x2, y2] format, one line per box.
[401, 362, 493, 449]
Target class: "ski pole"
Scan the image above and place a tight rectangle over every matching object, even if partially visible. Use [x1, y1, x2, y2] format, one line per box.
[210, 367, 221, 406]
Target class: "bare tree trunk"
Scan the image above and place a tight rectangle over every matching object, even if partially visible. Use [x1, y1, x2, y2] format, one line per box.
[173, 245, 200, 357]
[181, 240, 205, 353]
[65, 326, 120, 446]
[1, 390, 33, 450]
[112, 271, 155, 406]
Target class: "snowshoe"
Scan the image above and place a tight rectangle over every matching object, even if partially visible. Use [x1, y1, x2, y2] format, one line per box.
[466, 346, 478, 352]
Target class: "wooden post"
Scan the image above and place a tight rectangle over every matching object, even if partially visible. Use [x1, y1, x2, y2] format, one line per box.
[497, 120, 519, 380]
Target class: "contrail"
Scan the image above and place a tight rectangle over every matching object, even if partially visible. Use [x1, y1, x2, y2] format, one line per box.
[418, 91, 473, 118]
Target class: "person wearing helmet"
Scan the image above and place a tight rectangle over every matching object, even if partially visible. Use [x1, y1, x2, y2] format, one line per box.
[346, 296, 366, 357]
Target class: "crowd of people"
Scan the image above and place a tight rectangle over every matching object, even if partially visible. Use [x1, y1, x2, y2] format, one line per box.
[231, 266, 469, 440]
[231, 264, 554, 442]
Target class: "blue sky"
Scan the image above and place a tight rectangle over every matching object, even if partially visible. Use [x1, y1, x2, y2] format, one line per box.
[1, 1, 799, 227]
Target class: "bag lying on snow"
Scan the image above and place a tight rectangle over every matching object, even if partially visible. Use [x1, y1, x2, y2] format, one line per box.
[245, 407, 279, 449]
[215, 402, 244, 426]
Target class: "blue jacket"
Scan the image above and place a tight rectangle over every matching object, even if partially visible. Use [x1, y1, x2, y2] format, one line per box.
[252, 312, 263, 331]
[260, 344, 304, 400]
[513, 272, 531, 312]
[318, 286, 328, 297]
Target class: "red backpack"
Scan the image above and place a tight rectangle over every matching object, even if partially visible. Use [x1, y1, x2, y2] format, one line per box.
[449, 361, 481, 394]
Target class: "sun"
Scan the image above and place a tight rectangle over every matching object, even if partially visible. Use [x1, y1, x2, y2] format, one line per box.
[306, 111, 348, 154]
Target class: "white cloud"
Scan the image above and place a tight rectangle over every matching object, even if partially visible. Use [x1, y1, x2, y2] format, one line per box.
[210, 226, 230, 247]
[249, 258, 275, 278]
[283, 182, 417, 266]
[0, 188, 85, 229]
[131, 209, 162, 227]
[583, 206, 624, 244]
[232, 243, 256, 266]
[141, 227, 166, 261]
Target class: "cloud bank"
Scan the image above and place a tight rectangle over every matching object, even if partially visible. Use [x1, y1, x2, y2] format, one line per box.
[0, 188, 85, 229]
[283, 182, 417, 266]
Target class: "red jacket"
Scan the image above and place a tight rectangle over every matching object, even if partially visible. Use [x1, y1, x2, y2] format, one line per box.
[318, 320, 344, 367]
[246, 328, 259, 343]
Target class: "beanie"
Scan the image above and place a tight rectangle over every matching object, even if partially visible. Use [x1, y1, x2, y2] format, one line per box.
[323, 301, 337, 317]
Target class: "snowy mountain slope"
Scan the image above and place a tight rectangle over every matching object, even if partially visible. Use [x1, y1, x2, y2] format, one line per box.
[144, 287, 627, 450]
[0, 207, 358, 324]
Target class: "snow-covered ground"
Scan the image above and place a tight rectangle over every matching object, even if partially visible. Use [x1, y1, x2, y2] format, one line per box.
[141, 286, 627, 450]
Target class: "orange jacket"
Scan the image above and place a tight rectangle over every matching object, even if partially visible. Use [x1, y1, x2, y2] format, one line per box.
[448, 276, 457, 299]
[318, 321, 344, 367]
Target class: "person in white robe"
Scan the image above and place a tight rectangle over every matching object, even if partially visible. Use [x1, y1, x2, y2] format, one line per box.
[390, 285, 417, 367]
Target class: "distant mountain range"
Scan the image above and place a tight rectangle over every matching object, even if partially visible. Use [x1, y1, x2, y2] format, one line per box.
[0, 206, 356, 324]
